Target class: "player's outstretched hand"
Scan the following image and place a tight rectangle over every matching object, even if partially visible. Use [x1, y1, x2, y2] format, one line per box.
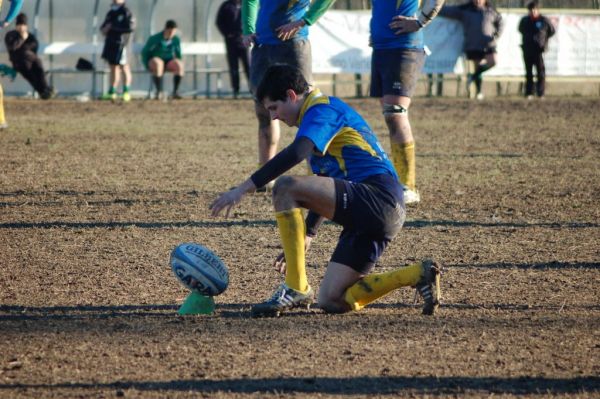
[272, 236, 313, 274]
[274, 252, 286, 274]
[276, 20, 306, 41]
[210, 187, 245, 218]
[389, 15, 421, 34]
[210, 179, 256, 218]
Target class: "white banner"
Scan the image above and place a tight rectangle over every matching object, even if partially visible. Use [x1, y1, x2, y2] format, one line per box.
[311, 10, 600, 76]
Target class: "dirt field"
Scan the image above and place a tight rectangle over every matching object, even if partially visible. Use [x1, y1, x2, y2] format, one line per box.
[1, 96, 599, 398]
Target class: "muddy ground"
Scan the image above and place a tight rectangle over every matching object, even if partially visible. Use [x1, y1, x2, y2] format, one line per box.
[0, 96, 599, 398]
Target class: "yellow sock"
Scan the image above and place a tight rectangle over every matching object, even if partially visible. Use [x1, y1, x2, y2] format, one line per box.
[344, 262, 423, 311]
[391, 141, 416, 190]
[275, 208, 309, 293]
[0, 84, 5, 125]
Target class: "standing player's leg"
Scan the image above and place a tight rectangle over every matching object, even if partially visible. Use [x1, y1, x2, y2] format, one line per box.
[239, 46, 251, 94]
[121, 64, 132, 102]
[249, 45, 280, 190]
[523, 50, 535, 98]
[0, 83, 6, 129]
[382, 94, 418, 203]
[535, 51, 546, 98]
[225, 41, 240, 97]
[372, 48, 425, 204]
[473, 52, 497, 100]
[121, 47, 132, 102]
[112, 64, 121, 97]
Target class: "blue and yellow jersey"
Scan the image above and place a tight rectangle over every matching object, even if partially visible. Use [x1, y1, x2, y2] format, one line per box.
[296, 89, 398, 183]
[247, 0, 310, 45]
[370, 0, 423, 50]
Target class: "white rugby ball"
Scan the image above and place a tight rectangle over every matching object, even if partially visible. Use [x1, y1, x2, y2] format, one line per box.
[170, 243, 229, 296]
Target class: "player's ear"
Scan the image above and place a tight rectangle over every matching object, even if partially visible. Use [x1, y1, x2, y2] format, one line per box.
[286, 89, 298, 102]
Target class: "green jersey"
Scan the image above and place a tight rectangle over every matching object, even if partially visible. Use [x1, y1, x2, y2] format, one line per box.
[141, 32, 182, 67]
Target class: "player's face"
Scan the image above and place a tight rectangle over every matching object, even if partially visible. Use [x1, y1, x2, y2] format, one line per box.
[164, 28, 177, 40]
[529, 7, 540, 18]
[263, 94, 298, 127]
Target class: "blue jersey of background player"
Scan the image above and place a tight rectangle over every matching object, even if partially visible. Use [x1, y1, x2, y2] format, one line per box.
[369, 0, 445, 206]
[243, 0, 335, 45]
[254, 0, 309, 45]
[297, 89, 398, 183]
[370, 0, 423, 50]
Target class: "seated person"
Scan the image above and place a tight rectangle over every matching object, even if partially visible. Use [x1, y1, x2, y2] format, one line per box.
[4, 13, 55, 99]
[141, 20, 184, 100]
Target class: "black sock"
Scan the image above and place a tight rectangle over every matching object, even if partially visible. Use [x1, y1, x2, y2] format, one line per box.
[173, 75, 182, 94]
[153, 76, 163, 94]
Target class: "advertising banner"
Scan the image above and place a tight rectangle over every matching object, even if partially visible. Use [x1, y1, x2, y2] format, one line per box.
[311, 10, 600, 76]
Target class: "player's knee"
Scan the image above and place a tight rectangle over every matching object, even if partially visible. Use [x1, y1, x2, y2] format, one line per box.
[272, 175, 296, 198]
[318, 297, 351, 314]
[383, 112, 409, 137]
[382, 103, 408, 117]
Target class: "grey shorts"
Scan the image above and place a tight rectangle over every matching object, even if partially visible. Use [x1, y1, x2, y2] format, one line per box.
[370, 48, 425, 98]
[249, 39, 312, 93]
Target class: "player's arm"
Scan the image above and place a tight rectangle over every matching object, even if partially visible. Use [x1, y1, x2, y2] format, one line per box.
[389, 0, 445, 34]
[276, 0, 335, 41]
[174, 36, 182, 60]
[4, 29, 24, 51]
[210, 137, 315, 217]
[141, 36, 156, 68]
[28, 32, 39, 53]
[241, 0, 257, 46]
[546, 17, 556, 38]
[437, 4, 462, 20]
[493, 11, 504, 39]
[2, 0, 24, 28]
[416, 0, 445, 28]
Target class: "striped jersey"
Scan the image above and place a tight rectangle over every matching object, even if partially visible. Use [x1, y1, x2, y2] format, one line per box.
[296, 89, 398, 182]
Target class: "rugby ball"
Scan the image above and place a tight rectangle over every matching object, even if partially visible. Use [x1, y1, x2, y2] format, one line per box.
[170, 243, 229, 296]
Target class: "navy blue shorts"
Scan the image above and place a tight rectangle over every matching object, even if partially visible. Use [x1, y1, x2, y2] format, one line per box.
[370, 48, 425, 98]
[330, 174, 406, 274]
[465, 48, 497, 60]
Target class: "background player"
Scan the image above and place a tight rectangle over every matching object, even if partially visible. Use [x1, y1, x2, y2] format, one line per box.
[242, 0, 335, 190]
[370, 0, 445, 205]
[100, 0, 136, 102]
[142, 20, 184, 100]
[0, 0, 24, 129]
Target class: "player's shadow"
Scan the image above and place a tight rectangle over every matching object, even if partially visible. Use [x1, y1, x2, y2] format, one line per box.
[452, 261, 600, 270]
[0, 303, 250, 323]
[0, 375, 597, 395]
[1, 219, 597, 229]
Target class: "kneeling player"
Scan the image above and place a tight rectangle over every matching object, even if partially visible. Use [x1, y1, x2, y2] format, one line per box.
[210, 64, 441, 317]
